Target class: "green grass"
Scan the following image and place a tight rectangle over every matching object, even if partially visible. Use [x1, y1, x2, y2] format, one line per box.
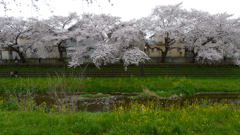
[1, 76, 240, 97]
[0, 100, 239, 135]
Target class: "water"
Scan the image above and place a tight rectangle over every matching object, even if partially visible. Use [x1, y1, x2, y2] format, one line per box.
[33, 92, 240, 112]
[1, 92, 239, 112]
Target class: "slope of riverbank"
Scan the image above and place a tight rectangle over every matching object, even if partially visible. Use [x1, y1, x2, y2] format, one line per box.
[1, 76, 240, 98]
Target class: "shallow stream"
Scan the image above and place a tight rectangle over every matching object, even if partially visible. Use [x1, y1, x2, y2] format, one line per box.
[1, 92, 239, 112]
[34, 92, 240, 112]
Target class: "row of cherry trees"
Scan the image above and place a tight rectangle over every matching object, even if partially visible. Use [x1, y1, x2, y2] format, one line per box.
[0, 13, 79, 63]
[0, 12, 149, 69]
[1, 3, 240, 69]
[140, 3, 240, 64]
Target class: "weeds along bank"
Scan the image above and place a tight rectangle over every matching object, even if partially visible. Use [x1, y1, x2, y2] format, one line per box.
[0, 76, 240, 98]
[0, 96, 240, 135]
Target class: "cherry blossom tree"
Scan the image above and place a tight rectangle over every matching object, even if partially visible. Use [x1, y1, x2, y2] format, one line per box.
[139, 3, 188, 63]
[140, 3, 240, 65]
[68, 13, 150, 70]
[213, 13, 240, 65]
[0, 17, 7, 42]
[67, 13, 121, 67]
[181, 9, 220, 63]
[183, 10, 240, 64]
[39, 12, 79, 62]
[0, 17, 46, 63]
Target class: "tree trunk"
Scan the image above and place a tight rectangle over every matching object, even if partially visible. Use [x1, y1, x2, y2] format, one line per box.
[11, 47, 26, 63]
[18, 52, 26, 63]
[57, 43, 65, 63]
[160, 51, 168, 63]
[191, 51, 198, 63]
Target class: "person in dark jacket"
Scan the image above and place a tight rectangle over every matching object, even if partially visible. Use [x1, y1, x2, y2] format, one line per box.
[14, 70, 18, 78]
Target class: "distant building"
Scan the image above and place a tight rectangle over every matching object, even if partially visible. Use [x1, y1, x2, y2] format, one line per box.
[0, 37, 61, 63]
[66, 38, 96, 60]
[145, 35, 185, 57]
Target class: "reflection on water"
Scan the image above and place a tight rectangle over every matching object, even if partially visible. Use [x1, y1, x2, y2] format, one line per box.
[32, 93, 240, 112]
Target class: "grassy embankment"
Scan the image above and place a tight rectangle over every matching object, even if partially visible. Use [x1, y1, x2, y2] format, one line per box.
[0, 76, 240, 98]
[0, 97, 240, 135]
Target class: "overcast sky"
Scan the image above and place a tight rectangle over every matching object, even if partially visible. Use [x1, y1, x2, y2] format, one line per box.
[1, 0, 240, 20]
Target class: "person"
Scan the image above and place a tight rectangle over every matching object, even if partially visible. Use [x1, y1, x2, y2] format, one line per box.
[10, 71, 14, 77]
[38, 57, 41, 63]
[79, 76, 85, 79]
[14, 70, 18, 78]
[14, 56, 18, 63]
